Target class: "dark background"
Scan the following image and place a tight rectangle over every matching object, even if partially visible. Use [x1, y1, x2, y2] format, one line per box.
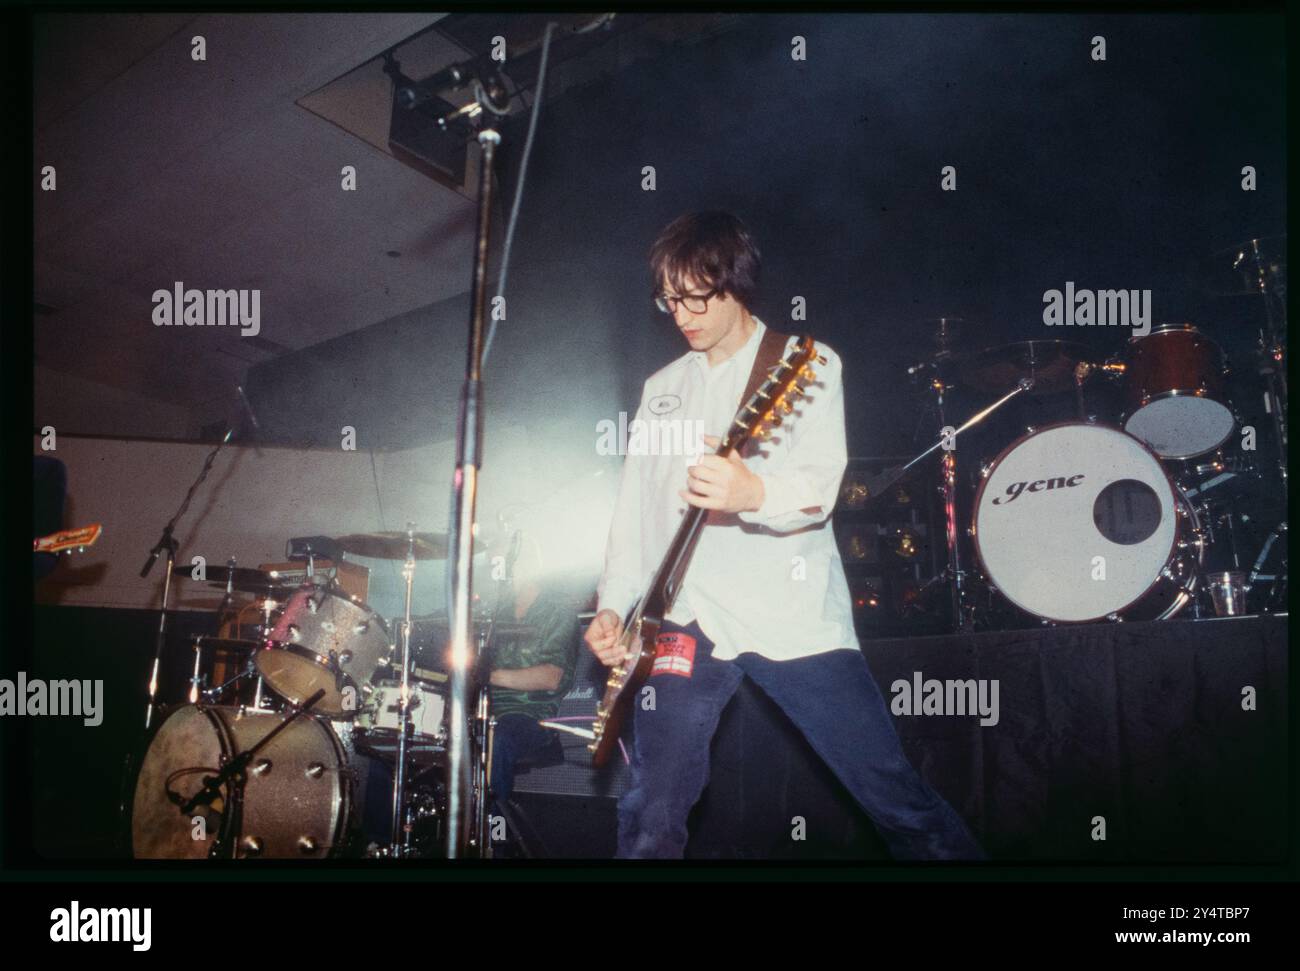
[248, 11, 1285, 467]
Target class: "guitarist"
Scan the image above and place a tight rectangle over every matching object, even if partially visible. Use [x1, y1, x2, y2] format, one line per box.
[584, 211, 986, 860]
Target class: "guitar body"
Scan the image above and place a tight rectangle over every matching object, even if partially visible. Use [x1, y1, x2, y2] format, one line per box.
[590, 600, 661, 768]
[588, 335, 823, 767]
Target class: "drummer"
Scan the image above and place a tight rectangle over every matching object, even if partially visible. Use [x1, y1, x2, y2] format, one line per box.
[483, 533, 579, 808]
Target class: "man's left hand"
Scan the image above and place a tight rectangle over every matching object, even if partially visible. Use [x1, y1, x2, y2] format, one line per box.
[680, 435, 765, 514]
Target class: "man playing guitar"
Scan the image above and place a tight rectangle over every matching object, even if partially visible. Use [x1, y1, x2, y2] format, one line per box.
[585, 211, 986, 860]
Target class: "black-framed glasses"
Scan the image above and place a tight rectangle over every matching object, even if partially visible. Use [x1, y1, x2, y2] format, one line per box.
[654, 288, 718, 315]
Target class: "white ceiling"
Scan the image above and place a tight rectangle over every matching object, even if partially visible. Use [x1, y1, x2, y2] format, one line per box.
[34, 12, 478, 427]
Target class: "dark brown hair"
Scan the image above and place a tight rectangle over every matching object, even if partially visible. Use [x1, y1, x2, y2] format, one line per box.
[649, 211, 761, 307]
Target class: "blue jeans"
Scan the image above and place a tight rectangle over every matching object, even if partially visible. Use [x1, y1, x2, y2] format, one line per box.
[616, 621, 987, 860]
[490, 713, 555, 803]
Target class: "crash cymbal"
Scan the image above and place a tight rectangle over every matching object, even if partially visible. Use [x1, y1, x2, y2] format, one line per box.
[171, 564, 296, 594]
[959, 339, 1090, 396]
[335, 531, 450, 560]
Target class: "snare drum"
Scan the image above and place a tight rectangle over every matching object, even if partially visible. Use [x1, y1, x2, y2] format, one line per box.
[132, 704, 352, 859]
[973, 422, 1202, 623]
[1123, 323, 1235, 459]
[256, 581, 392, 718]
[353, 679, 447, 771]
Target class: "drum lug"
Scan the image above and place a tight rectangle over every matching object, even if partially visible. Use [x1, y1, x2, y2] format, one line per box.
[1106, 612, 1122, 622]
[252, 758, 272, 775]
[297, 836, 319, 855]
[305, 762, 325, 779]
[241, 835, 264, 856]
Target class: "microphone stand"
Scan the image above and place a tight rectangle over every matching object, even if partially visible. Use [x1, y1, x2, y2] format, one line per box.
[140, 426, 236, 730]
[437, 76, 511, 860]
[395, 18, 579, 857]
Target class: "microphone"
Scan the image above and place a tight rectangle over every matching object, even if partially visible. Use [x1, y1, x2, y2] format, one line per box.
[236, 384, 261, 432]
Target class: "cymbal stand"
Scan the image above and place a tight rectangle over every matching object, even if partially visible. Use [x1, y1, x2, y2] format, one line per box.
[1236, 240, 1288, 485]
[389, 525, 419, 857]
[872, 378, 1035, 632]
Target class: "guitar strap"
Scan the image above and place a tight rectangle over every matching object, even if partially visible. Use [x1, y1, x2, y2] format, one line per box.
[736, 327, 793, 457]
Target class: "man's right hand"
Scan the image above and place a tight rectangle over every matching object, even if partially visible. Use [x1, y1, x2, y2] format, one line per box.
[584, 609, 626, 666]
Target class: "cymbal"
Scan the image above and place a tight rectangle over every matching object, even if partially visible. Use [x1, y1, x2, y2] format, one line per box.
[171, 564, 297, 594]
[959, 340, 1090, 396]
[1191, 235, 1286, 297]
[335, 531, 450, 560]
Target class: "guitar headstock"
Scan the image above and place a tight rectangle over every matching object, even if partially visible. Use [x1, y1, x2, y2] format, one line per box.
[33, 523, 103, 556]
[723, 336, 824, 451]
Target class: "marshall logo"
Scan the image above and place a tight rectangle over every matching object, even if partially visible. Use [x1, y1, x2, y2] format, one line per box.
[992, 473, 1085, 504]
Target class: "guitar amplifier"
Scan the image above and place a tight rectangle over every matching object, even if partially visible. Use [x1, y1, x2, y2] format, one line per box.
[510, 642, 633, 800]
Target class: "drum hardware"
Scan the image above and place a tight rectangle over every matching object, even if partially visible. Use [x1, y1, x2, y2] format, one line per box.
[958, 340, 1089, 397]
[1200, 236, 1287, 485]
[864, 376, 1036, 632]
[1245, 520, 1287, 613]
[139, 417, 251, 729]
[188, 636, 271, 709]
[387, 525, 421, 858]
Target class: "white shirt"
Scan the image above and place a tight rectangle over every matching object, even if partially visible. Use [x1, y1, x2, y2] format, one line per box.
[595, 318, 861, 661]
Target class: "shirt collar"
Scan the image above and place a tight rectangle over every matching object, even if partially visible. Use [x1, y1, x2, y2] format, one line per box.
[688, 316, 766, 374]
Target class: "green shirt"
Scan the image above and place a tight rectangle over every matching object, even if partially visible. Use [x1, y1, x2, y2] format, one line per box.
[489, 590, 579, 721]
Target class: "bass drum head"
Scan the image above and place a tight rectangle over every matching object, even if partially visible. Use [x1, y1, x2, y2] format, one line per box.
[132, 705, 228, 859]
[132, 705, 351, 859]
[974, 423, 1178, 623]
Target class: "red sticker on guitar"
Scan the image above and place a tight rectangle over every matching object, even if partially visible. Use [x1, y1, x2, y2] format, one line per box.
[651, 632, 696, 677]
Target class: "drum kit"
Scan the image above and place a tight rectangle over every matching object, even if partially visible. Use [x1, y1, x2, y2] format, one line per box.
[882, 238, 1287, 630]
[130, 528, 531, 859]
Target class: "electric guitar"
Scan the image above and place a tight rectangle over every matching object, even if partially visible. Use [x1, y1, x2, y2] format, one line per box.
[34, 523, 103, 556]
[589, 336, 824, 767]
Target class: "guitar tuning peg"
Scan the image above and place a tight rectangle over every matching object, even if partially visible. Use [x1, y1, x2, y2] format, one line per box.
[768, 415, 783, 428]
[779, 398, 795, 414]
[799, 365, 817, 382]
[793, 384, 807, 397]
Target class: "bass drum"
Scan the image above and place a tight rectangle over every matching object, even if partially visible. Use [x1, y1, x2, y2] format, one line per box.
[132, 705, 352, 859]
[973, 422, 1203, 623]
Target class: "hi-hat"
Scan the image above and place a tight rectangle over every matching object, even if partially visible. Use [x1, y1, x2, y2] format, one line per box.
[1191, 235, 1286, 297]
[171, 564, 296, 594]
